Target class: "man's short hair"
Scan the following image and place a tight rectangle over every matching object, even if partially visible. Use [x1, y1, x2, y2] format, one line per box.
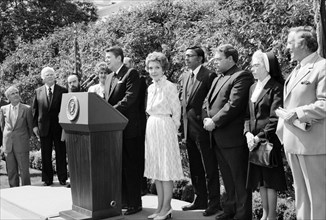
[104, 46, 124, 62]
[186, 46, 206, 63]
[41, 67, 55, 79]
[5, 86, 19, 99]
[216, 44, 239, 63]
[289, 26, 318, 53]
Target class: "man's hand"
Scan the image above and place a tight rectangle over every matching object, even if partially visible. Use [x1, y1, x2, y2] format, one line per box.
[203, 118, 216, 131]
[33, 127, 40, 141]
[284, 111, 298, 124]
[245, 132, 259, 151]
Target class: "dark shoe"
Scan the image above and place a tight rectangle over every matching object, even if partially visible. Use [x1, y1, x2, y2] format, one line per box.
[215, 212, 234, 220]
[124, 206, 142, 215]
[66, 183, 71, 188]
[182, 203, 207, 211]
[203, 206, 223, 216]
[43, 181, 53, 186]
[59, 180, 66, 185]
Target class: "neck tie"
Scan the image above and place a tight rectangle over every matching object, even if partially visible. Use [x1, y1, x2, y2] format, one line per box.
[187, 72, 195, 97]
[48, 87, 53, 104]
[11, 105, 18, 126]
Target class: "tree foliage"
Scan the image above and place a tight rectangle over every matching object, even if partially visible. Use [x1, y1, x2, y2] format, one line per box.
[0, 0, 98, 63]
[0, 0, 315, 105]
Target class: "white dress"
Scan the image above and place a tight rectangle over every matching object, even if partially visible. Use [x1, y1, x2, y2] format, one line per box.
[144, 76, 184, 181]
[88, 83, 105, 99]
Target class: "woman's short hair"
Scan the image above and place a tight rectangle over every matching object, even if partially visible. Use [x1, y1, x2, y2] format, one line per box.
[145, 52, 170, 72]
[95, 62, 111, 74]
[289, 26, 318, 53]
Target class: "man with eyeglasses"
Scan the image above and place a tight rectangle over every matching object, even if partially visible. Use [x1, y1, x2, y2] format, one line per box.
[203, 44, 254, 220]
[181, 46, 221, 217]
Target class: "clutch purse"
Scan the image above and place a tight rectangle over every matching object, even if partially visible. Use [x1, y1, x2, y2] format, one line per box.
[249, 139, 278, 168]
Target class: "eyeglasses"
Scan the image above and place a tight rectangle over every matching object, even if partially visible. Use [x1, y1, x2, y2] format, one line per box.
[185, 54, 198, 58]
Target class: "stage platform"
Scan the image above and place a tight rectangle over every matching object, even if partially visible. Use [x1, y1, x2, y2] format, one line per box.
[0, 184, 217, 220]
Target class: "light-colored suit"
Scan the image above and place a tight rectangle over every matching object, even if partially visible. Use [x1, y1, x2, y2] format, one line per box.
[0, 103, 33, 187]
[277, 52, 326, 220]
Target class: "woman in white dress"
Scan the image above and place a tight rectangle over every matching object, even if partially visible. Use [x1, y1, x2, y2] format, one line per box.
[88, 62, 110, 98]
[144, 52, 184, 220]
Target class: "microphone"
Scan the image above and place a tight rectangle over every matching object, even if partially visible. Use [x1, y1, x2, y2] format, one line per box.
[81, 74, 96, 89]
[85, 75, 99, 88]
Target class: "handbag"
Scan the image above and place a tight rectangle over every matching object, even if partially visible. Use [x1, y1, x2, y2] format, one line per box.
[249, 139, 278, 168]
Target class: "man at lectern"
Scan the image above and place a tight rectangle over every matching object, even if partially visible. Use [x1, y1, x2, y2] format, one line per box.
[104, 46, 145, 215]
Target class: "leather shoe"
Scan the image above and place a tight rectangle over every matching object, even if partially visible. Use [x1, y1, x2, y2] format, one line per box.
[203, 206, 223, 216]
[124, 206, 142, 215]
[182, 203, 207, 211]
[59, 180, 66, 185]
[43, 181, 53, 186]
[215, 212, 234, 220]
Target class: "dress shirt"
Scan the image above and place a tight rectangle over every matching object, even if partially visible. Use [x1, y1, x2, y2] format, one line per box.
[10, 103, 20, 126]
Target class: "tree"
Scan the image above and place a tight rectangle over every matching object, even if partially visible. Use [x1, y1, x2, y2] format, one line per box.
[0, 0, 98, 63]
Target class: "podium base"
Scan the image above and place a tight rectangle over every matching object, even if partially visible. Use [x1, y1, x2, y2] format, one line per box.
[59, 210, 123, 220]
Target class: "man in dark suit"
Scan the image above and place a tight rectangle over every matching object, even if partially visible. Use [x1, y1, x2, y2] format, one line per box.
[203, 44, 254, 220]
[0, 86, 33, 187]
[32, 67, 68, 186]
[181, 46, 221, 217]
[104, 46, 144, 215]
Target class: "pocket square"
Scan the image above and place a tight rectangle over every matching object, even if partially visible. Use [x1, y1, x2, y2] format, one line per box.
[301, 80, 311, 85]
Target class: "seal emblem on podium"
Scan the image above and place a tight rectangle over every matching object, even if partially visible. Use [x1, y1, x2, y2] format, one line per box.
[66, 96, 79, 121]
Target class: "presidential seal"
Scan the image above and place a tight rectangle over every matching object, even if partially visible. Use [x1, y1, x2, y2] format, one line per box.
[66, 96, 79, 121]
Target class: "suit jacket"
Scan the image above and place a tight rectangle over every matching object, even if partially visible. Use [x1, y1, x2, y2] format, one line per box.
[203, 65, 254, 148]
[32, 84, 67, 137]
[276, 53, 326, 155]
[104, 64, 142, 138]
[181, 66, 216, 139]
[0, 98, 9, 146]
[244, 78, 283, 147]
[0, 103, 33, 153]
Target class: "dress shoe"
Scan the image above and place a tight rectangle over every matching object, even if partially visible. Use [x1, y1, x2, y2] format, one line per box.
[147, 213, 159, 219]
[154, 208, 172, 220]
[43, 181, 53, 186]
[59, 180, 66, 185]
[66, 183, 71, 188]
[215, 212, 234, 220]
[182, 203, 207, 211]
[203, 206, 223, 216]
[124, 206, 142, 215]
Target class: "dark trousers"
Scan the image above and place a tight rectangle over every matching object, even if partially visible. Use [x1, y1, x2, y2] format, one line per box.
[122, 136, 144, 207]
[187, 132, 220, 208]
[214, 143, 252, 220]
[40, 128, 67, 183]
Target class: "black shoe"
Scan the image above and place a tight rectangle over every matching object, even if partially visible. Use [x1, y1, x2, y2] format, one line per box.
[215, 212, 234, 220]
[124, 206, 142, 215]
[43, 181, 53, 186]
[66, 183, 71, 188]
[59, 180, 66, 185]
[203, 206, 223, 216]
[182, 203, 207, 211]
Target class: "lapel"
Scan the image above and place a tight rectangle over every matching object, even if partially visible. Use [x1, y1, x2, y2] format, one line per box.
[254, 79, 272, 107]
[41, 85, 49, 110]
[182, 71, 191, 106]
[108, 65, 128, 99]
[209, 74, 231, 106]
[285, 54, 319, 100]
[6, 105, 14, 129]
[188, 67, 204, 102]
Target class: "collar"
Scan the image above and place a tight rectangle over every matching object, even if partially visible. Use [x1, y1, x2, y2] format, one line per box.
[45, 84, 55, 92]
[10, 102, 20, 109]
[192, 65, 202, 77]
[300, 52, 316, 67]
[115, 64, 124, 75]
[257, 75, 271, 88]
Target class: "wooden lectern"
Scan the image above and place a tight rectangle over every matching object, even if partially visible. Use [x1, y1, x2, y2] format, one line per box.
[58, 93, 128, 220]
